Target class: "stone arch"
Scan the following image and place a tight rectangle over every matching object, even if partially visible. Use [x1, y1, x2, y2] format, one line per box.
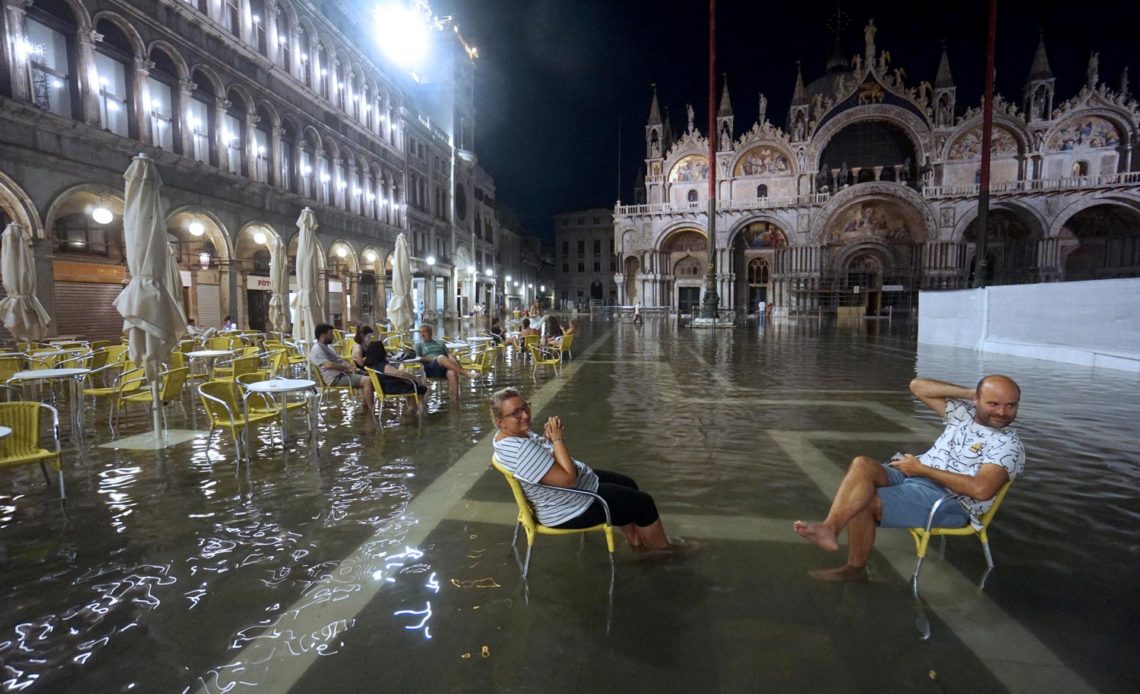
[328, 239, 360, 273]
[91, 11, 146, 58]
[941, 116, 1029, 161]
[731, 142, 798, 177]
[1047, 193, 1140, 238]
[1044, 111, 1131, 154]
[225, 83, 256, 115]
[165, 205, 233, 262]
[812, 181, 936, 242]
[726, 214, 792, 248]
[43, 183, 123, 239]
[147, 40, 190, 80]
[830, 241, 896, 276]
[952, 198, 1049, 243]
[188, 63, 225, 96]
[656, 223, 708, 252]
[45, 0, 92, 30]
[809, 105, 931, 172]
[0, 172, 44, 236]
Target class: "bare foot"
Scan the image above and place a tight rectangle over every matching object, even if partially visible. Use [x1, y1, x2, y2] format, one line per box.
[807, 564, 868, 582]
[793, 520, 839, 551]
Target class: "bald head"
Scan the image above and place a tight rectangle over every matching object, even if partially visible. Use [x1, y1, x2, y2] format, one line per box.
[973, 374, 1021, 428]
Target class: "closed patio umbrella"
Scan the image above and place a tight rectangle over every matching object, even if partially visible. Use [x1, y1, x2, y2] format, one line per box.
[386, 233, 413, 334]
[113, 154, 187, 434]
[0, 222, 51, 341]
[268, 235, 289, 335]
[166, 242, 188, 326]
[291, 207, 323, 350]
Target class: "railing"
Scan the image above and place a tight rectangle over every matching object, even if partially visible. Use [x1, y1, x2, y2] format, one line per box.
[615, 193, 830, 217]
[923, 171, 1140, 198]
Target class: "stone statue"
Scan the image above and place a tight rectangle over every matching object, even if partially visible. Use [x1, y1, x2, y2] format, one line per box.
[901, 156, 911, 181]
[864, 18, 876, 56]
[1087, 52, 1099, 89]
[686, 103, 695, 132]
[878, 50, 891, 73]
[758, 92, 767, 123]
[840, 161, 849, 186]
[792, 113, 805, 141]
[852, 54, 862, 72]
[816, 164, 829, 192]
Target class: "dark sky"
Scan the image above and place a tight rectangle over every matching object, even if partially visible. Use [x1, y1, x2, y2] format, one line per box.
[434, 0, 1139, 239]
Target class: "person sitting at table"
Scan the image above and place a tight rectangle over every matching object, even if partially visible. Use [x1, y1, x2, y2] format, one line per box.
[351, 325, 374, 368]
[489, 318, 505, 345]
[309, 323, 373, 410]
[541, 315, 564, 347]
[415, 324, 475, 402]
[223, 316, 237, 330]
[363, 341, 428, 400]
[504, 318, 540, 350]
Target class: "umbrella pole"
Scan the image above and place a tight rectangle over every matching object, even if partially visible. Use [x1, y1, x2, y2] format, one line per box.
[152, 378, 162, 436]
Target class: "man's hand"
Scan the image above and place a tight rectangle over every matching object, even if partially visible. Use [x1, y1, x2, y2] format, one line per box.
[888, 453, 924, 476]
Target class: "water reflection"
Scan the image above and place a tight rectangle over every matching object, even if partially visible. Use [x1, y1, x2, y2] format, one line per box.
[0, 318, 1136, 692]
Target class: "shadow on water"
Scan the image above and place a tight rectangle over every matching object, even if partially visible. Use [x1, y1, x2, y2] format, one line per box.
[0, 316, 1136, 692]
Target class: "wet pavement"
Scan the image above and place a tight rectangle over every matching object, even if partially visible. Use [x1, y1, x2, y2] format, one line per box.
[1, 317, 1137, 693]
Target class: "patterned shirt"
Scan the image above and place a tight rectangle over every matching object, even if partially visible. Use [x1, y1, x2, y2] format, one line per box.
[492, 431, 600, 526]
[308, 341, 347, 385]
[920, 399, 1025, 519]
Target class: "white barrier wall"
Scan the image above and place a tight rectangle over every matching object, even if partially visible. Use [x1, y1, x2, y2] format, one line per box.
[918, 278, 1140, 372]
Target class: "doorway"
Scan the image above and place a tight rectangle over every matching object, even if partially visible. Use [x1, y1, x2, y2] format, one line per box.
[678, 286, 701, 314]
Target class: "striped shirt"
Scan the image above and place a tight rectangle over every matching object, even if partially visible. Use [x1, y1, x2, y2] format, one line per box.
[492, 432, 599, 526]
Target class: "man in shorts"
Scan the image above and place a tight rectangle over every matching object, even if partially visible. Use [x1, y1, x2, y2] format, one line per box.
[309, 323, 373, 409]
[415, 324, 474, 401]
[793, 375, 1024, 581]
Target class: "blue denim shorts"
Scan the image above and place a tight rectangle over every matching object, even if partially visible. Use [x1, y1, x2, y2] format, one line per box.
[877, 463, 970, 529]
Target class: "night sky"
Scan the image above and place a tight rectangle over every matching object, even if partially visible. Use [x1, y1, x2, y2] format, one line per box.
[434, 0, 1140, 239]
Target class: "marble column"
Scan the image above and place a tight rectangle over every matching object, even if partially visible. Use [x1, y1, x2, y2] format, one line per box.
[3, 0, 32, 102]
[76, 28, 103, 126]
[133, 58, 154, 145]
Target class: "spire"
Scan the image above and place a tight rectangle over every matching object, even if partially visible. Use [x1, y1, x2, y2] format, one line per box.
[647, 84, 662, 125]
[662, 107, 674, 148]
[792, 61, 806, 104]
[935, 41, 954, 88]
[1026, 31, 1053, 82]
[717, 76, 733, 117]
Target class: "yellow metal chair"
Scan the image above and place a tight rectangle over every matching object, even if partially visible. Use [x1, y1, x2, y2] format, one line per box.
[82, 365, 146, 431]
[0, 355, 24, 383]
[212, 354, 259, 382]
[554, 333, 575, 361]
[908, 479, 1014, 599]
[529, 344, 562, 380]
[461, 346, 496, 375]
[365, 367, 420, 424]
[0, 402, 63, 498]
[490, 454, 615, 578]
[198, 380, 279, 462]
[115, 367, 190, 430]
[236, 372, 306, 416]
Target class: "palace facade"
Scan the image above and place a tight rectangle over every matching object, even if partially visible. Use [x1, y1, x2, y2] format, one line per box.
[0, 0, 529, 339]
[614, 25, 1140, 316]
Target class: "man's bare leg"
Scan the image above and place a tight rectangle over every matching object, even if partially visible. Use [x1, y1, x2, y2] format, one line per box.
[436, 355, 476, 378]
[807, 502, 879, 581]
[794, 456, 889, 551]
[446, 371, 459, 401]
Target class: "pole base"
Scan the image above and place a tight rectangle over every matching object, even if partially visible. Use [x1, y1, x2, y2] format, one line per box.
[691, 316, 735, 329]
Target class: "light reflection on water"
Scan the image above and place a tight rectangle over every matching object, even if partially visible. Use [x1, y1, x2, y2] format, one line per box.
[0, 318, 1136, 692]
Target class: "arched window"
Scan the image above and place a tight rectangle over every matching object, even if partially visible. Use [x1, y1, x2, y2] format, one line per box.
[254, 105, 273, 183]
[687, 189, 699, 203]
[298, 139, 313, 198]
[756, 184, 768, 198]
[335, 157, 348, 208]
[279, 122, 296, 192]
[25, 5, 77, 119]
[250, 0, 268, 55]
[747, 258, 770, 284]
[188, 76, 215, 164]
[298, 29, 312, 87]
[93, 20, 134, 137]
[1072, 161, 1089, 177]
[147, 48, 179, 151]
[222, 0, 240, 36]
[223, 92, 247, 174]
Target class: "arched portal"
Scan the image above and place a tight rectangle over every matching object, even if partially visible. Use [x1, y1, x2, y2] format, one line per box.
[818, 120, 919, 187]
[235, 223, 281, 331]
[659, 228, 707, 313]
[730, 220, 788, 313]
[962, 209, 1042, 285]
[1058, 204, 1140, 281]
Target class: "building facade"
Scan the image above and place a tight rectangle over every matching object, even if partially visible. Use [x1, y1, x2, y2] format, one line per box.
[0, 0, 506, 338]
[614, 25, 1140, 316]
[554, 208, 617, 309]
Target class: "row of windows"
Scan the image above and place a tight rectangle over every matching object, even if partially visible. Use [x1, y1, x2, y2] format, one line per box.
[12, 5, 409, 227]
[561, 260, 617, 273]
[559, 239, 614, 258]
[560, 216, 607, 226]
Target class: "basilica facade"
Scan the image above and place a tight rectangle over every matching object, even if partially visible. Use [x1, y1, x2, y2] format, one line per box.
[613, 25, 1140, 316]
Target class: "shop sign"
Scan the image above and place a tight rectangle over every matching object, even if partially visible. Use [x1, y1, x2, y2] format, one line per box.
[52, 260, 125, 284]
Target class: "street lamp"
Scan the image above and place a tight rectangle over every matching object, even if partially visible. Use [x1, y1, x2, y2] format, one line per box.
[426, 255, 436, 266]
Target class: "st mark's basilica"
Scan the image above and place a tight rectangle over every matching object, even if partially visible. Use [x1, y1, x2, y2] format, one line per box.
[613, 21, 1140, 316]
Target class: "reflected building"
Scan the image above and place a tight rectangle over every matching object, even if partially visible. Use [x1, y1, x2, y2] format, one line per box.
[614, 24, 1140, 317]
[0, 0, 504, 338]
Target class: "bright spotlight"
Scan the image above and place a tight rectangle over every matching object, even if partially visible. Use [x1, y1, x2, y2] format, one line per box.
[373, 2, 429, 69]
[253, 231, 267, 245]
[188, 221, 205, 236]
[91, 206, 113, 225]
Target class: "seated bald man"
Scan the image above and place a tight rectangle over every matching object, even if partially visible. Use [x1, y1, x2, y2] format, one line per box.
[794, 375, 1025, 582]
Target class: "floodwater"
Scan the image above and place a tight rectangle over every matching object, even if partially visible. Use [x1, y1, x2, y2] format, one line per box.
[1, 317, 1137, 693]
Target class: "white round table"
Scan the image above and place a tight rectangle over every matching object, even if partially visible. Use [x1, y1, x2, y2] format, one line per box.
[241, 378, 318, 448]
[186, 350, 234, 379]
[7, 368, 92, 442]
[0, 425, 11, 439]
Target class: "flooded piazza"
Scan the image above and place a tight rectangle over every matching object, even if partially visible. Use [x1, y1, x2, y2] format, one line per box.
[1, 317, 1137, 693]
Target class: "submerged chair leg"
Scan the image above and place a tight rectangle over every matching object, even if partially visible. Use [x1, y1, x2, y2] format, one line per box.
[522, 542, 533, 578]
[978, 538, 995, 589]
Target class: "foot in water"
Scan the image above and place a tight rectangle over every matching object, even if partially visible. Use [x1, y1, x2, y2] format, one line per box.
[808, 564, 868, 582]
[634, 538, 702, 559]
[793, 520, 839, 551]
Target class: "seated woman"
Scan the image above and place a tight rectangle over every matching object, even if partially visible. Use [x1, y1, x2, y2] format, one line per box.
[504, 318, 540, 349]
[489, 318, 505, 345]
[490, 387, 685, 553]
[541, 315, 564, 347]
[362, 341, 428, 397]
[351, 325, 374, 368]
